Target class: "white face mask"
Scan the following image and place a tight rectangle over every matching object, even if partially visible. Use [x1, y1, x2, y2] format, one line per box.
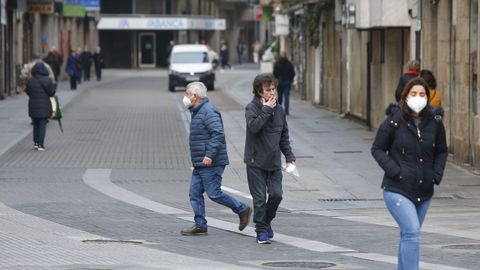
[407, 96, 427, 113]
[182, 95, 192, 108]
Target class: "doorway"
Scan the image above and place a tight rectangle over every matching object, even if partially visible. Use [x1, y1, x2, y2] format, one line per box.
[138, 32, 156, 68]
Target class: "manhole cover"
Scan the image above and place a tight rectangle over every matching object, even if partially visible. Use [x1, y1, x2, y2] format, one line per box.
[262, 261, 336, 269]
[82, 239, 144, 245]
[442, 244, 480, 250]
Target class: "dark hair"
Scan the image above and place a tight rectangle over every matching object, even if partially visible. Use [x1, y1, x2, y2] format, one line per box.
[420, 69, 437, 89]
[252, 73, 278, 98]
[399, 77, 430, 120]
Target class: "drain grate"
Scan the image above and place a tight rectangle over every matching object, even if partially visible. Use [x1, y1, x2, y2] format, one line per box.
[82, 239, 144, 245]
[262, 261, 336, 269]
[319, 198, 383, 202]
[442, 244, 480, 250]
[307, 131, 331, 134]
[333, 150, 363, 154]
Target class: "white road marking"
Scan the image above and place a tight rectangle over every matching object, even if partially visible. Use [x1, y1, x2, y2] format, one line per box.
[83, 169, 188, 215]
[221, 186, 253, 200]
[82, 168, 472, 270]
[0, 201, 260, 270]
[83, 169, 352, 253]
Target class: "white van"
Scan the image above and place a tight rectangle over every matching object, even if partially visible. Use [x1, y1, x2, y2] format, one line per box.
[168, 44, 215, 92]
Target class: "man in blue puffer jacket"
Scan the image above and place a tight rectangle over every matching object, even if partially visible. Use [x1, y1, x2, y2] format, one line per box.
[181, 82, 252, 236]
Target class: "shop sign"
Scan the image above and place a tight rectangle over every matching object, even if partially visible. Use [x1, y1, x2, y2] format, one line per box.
[262, 6, 273, 22]
[254, 4, 262, 21]
[274, 14, 289, 36]
[77, 0, 99, 11]
[98, 17, 226, 31]
[27, 0, 54, 14]
[63, 4, 85, 17]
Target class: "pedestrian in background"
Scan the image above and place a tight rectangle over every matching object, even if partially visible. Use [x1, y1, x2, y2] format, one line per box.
[252, 41, 262, 64]
[236, 42, 245, 64]
[93, 46, 105, 81]
[220, 43, 231, 70]
[181, 82, 251, 236]
[66, 50, 80, 90]
[420, 69, 442, 107]
[207, 45, 219, 70]
[81, 46, 93, 81]
[395, 59, 420, 102]
[371, 78, 447, 270]
[75, 48, 83, 84]
[273, 51, 295, 115]
[244, 73, 296, 244]
[166, 40, 175, 65]
[25, 61, 56, 151]
[43, 46, 62, 82]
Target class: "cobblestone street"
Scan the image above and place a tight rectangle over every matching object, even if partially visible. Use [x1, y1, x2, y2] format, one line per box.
[0, 69, 479, 270]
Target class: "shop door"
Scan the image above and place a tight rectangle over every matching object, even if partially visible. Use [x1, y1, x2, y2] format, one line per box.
[139, 33, 155, 68]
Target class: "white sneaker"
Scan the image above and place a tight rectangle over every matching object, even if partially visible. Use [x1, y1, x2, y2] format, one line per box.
[37, 145, 45, 151]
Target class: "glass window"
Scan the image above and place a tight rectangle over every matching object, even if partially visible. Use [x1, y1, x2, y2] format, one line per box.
[172, 52, 209, 64]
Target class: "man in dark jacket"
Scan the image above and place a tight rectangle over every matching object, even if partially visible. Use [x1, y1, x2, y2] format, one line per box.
[43, 46, 61, 82]
[25, 62, 56, 151]
[93, 46, 105, 81]
[80, 47, 93, 81]
[244, 73, 296, 244]
[395, 59, 420, 102]
[181, 82, 251, 236]
[273, 51, 295, 115]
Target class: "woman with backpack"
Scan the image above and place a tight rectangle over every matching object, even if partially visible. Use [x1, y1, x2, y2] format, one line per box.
[371, 77, 448, 270]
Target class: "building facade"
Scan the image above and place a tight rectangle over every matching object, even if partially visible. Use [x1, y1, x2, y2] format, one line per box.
[0, 0, 99, 98]
[276, 0, 480, 170]
[97, 0, 227, 68]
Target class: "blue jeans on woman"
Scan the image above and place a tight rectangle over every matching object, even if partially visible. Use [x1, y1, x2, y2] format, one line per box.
[189, 166, 247, 229]
[32, 118, 48, 146]
[383, 190, 431, 270]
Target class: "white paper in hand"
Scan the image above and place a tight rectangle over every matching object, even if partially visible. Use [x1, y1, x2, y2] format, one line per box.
[285, 163, 300, 177]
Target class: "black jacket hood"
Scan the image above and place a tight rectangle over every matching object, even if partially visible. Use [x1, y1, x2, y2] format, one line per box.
[31, 62, 49, 77]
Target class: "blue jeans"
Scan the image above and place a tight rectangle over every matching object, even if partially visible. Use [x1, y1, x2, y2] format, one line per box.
[189, 166, 247, 229]
[32, 118, 48, 146]
[246, 166, 283, 233]
[383, 191, 431, 270]
[277, 81, 291, 114]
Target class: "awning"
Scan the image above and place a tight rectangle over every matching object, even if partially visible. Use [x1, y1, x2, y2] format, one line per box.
[97, 16, 226, 31]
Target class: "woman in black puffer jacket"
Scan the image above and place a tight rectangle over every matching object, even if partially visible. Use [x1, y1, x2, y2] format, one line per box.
[25, 61, 56, 151]
[371, 77, 447, 270]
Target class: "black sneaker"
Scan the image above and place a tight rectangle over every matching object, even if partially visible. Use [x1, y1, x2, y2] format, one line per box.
[33, 143, 39, 150]
[181, 226, 208, 236]
[37, 145, 45, 151]
[238, 206, 252, 231]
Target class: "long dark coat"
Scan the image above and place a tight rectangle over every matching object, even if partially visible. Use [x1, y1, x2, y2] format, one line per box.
[25, 62, 56, 118]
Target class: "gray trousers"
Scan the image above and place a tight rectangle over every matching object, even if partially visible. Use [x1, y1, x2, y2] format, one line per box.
[246, 165, 283, 233]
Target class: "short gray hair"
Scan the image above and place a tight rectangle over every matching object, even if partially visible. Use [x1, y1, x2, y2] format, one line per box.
[186, 82, 207, 98]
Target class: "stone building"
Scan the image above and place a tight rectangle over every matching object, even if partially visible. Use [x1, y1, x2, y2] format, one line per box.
[0, 0, 99, 98]
[276, 0, 480, 170]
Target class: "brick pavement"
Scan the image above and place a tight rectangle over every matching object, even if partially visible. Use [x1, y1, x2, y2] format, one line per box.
[0, 69, 479, 269]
